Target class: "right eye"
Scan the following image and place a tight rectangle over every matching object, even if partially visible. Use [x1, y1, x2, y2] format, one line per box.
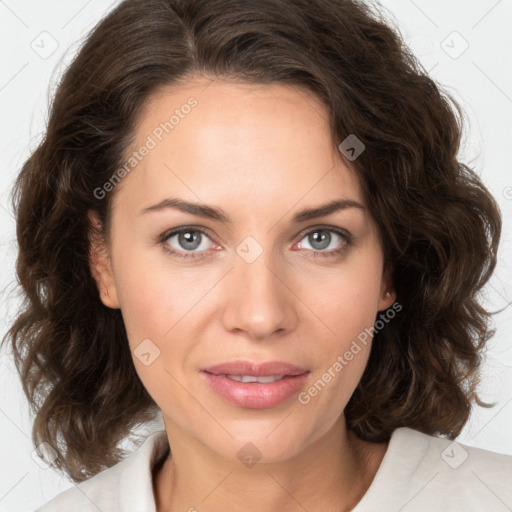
[159, 227, 219, 259]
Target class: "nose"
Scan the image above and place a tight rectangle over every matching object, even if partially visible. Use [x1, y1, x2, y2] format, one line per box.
[220, 249, 298, 340]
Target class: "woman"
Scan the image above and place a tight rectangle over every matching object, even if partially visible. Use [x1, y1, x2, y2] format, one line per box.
[3, 0, 511, 510]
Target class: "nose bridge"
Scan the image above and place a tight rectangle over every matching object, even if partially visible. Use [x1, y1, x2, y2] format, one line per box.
[220, 239, 296, 339]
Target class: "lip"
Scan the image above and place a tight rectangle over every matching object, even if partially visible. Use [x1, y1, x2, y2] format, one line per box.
[200, 360, 310, 409]
[201, 360, 309, 377]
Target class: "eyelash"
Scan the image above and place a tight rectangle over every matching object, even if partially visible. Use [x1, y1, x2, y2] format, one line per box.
[158, 225, 353, 260]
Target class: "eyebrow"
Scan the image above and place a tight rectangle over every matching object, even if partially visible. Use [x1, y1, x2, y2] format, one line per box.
[139, 197, 365, 223]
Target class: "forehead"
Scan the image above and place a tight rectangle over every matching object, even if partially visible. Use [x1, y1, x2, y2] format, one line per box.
[135, 78, 334, 150]
[112, 79, 365, 218]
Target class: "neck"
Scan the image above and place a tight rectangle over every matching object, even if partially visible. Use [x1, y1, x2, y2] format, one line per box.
[153, 416, 388, 512]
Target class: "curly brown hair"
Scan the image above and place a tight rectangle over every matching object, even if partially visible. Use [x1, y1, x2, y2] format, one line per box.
[2, 0, 501, 483]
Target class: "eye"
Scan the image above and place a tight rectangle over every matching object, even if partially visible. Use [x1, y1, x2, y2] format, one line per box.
[295, 227, 351, 257]
[160, 227, 217, 259]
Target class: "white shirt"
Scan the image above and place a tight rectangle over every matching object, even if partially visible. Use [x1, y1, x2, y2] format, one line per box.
[36, 427, 512, 511]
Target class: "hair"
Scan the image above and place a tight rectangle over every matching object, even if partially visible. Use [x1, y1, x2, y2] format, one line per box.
[2, 0, 501, 483]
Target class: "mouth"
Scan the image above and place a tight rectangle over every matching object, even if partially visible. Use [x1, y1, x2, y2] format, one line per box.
[200, 360, 310, 409]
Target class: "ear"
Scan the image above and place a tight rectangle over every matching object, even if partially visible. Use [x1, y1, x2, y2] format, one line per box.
[87, 210, 120, 309]
[377, 261, 396, 311]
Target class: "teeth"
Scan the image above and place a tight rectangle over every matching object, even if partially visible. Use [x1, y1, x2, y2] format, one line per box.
[225, 374, 286, 383]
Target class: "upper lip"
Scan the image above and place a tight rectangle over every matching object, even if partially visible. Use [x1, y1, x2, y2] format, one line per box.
[202, 360, 309, 377]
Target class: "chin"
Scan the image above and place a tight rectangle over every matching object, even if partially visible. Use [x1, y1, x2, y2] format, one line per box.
[202, 421, 324, 466]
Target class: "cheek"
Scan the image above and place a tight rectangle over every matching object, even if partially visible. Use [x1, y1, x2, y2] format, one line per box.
[111, 239, 193, 343]
[112, 261, 193, 405]
[299, 250, 383, 409]
[115, 270, 166, 344]
[309, 260, 383, 343]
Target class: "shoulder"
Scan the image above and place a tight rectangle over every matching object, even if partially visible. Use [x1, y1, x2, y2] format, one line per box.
[355, 427, 512, 511]
[35, 430, 169, 512]
[399, 427, 512, 481]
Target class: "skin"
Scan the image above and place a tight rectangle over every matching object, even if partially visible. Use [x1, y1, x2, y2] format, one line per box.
[89, 78, 396, 511]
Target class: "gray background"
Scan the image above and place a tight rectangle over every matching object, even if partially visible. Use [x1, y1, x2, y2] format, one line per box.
[0, 0, 511, 510]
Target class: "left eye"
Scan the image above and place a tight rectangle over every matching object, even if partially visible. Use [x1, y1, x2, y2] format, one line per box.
[296, 228, 347, 252]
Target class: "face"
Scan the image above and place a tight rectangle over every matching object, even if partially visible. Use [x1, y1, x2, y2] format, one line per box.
[90, 79, 395, 463]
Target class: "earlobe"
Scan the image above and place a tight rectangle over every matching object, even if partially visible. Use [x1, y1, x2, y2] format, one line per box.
[378, 264, 396, 311]
[87, 210, 120, 309]
[378, 289, 396, 311]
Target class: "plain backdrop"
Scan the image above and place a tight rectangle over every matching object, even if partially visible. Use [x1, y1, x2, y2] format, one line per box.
[0, 1, 511, 510]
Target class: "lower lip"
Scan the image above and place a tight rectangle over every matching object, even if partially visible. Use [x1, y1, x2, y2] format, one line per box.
[201, 371, 310, 409]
